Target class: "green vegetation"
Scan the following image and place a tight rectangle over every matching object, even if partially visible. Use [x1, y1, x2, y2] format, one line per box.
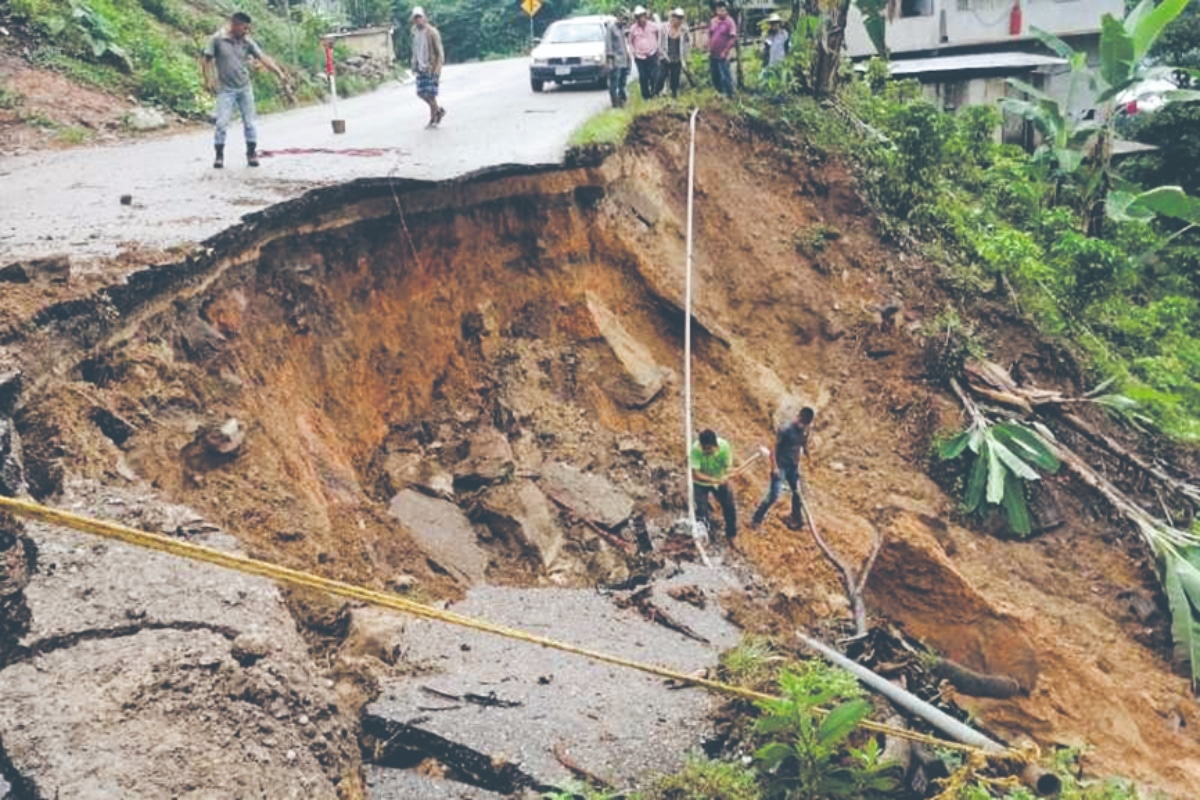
[6, 0, 387, 119]
[568, 106, 634, 148]
[644, 756, 761, 800]
[720, 635, 785, 690]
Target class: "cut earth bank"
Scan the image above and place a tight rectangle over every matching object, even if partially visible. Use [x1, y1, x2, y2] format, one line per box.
[1, 111, 1199, 797]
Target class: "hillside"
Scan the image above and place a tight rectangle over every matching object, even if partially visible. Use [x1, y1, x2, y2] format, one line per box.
[0, 0, 390, 152]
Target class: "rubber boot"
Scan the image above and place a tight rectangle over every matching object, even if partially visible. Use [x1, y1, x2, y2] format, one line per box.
[213, 144, 224, 169]
[246, 142, 259, 167]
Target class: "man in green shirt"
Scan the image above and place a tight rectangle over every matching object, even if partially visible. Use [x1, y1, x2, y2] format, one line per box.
[690, 428, 738, 542]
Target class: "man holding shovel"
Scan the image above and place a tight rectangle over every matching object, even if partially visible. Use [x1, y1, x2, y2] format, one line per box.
[751, 406, 815, 529]
[203, 12, 286, 169]
[690, 429, 740, 544]
[410, 7, 446, 127]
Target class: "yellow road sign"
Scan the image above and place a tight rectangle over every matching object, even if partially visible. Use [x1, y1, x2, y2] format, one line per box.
[521, 0, 542, 17]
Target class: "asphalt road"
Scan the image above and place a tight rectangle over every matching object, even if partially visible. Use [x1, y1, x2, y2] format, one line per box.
[0, 57, 612, 263]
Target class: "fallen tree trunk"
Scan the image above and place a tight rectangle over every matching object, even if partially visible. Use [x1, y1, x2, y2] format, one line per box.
[929, 657, 1024, 699]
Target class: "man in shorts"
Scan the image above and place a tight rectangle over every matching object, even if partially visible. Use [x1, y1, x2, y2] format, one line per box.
[411, 7, 446, 127]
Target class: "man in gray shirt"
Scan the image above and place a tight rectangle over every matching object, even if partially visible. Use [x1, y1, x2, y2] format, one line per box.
[202, 12, 285, 168]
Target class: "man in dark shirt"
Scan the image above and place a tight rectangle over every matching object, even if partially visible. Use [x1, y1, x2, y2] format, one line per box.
[751, 407, 814, 529]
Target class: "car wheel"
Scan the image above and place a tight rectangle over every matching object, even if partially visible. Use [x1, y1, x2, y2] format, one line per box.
[531, 78, 544, 92]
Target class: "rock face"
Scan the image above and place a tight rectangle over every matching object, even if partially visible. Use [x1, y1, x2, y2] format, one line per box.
[538, 462, 634, 529]
[585, 293, 672, 408]
[454, 427, 514, 489]
[388, 489, 489, 584]
[382, 450, 453, 498]
[478, 480, 563, 568]
[0, 480, 357, 799]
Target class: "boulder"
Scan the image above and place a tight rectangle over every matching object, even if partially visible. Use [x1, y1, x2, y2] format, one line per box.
[382, 451, 453, 498]
[453, 427, 514, 489]
[478, 480, 563, 568]
[585, 293, 671, 408]
[538, 462, 634, 529]
[387, 489, 489, 584]
[123, 106, 168, 131]
[343, 607, 408, 665]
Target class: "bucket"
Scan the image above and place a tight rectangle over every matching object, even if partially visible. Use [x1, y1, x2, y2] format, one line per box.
[331, 119, 346, 134]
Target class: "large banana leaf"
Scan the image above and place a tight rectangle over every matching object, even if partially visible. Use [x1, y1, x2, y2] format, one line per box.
[1100, 14, 1136, 90]
[1163, 549, 1200, 688]
[1001, 470, 1034, 537]
[992, 422, 1061, 472]
[1132, 0, 1194, 61]
[964, 437, 989, 513]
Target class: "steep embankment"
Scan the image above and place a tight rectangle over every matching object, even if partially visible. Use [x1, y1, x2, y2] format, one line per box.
[2, 112, 1198, 795]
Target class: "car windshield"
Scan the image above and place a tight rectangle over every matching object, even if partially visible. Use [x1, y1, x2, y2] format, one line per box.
[544, 23, 605, 44]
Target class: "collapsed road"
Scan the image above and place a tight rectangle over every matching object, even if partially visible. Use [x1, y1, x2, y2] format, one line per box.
[2, 109, 1200, 798]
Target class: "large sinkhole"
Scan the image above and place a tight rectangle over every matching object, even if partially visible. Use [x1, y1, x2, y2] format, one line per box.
[9, 116, 1197, 797]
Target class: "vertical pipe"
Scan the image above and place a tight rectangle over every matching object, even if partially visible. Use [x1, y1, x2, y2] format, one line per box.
[685, 108, 708, 565]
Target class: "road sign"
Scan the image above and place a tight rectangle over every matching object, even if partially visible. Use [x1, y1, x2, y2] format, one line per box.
[521, 0, 542, 17]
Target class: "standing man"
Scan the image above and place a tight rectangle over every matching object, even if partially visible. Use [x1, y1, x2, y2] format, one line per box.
[411, 7, 446, 128]
[751, 407, 814, 529]
[605, 11, 632, 108]
[691, 429, 739, 544]
[628, 6, 661, 100]
[658, 8, 691, 98]
[203, 12, 286, 169]
[707, 1, 737, 97]
[761, 13, 790, 73]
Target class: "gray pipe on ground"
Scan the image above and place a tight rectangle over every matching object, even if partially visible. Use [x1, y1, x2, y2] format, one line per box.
[796, 632, 1062, 796]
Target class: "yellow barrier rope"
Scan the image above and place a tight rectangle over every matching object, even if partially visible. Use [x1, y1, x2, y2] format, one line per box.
[0, 494, 1024, 763]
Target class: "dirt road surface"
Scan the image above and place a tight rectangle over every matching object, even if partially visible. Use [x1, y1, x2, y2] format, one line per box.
[0, 58, 611, 263]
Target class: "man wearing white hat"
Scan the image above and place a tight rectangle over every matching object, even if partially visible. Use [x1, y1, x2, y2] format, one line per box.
[627, 5, 661, 100]
[410, 6, 446, 127]
[762, 13, 790, 72]
[657, 8, 691, 98]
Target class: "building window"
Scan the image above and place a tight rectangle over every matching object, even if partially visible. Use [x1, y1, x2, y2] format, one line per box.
[902, 0, 934, 16]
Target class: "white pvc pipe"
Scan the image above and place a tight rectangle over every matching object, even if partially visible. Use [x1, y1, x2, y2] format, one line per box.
[797, 633, 1007, 754]
[684, 108, 710, 566]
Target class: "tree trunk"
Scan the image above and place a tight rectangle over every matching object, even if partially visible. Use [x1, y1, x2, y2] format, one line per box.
[813, 0, 852, 97]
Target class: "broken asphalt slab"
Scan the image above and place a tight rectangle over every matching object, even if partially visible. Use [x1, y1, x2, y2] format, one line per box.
[364, 563, 745, 794]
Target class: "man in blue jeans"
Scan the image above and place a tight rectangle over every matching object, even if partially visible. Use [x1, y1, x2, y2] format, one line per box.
[751, 406, 814, 529]
[203, 12, 286, 169]
[707, 1, 737, 96]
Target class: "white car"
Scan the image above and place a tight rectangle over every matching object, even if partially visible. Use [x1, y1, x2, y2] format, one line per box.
[530, 15, 614, 93]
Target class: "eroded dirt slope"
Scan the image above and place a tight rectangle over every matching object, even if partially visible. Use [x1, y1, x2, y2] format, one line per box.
[4, 113, 1199, 794]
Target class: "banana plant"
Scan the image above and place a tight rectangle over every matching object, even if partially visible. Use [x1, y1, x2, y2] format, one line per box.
[1001, 0, 1199, 203]
[939, 380, 1061, 536]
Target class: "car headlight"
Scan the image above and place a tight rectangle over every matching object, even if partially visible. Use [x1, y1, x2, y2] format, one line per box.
[585, 55, 604, 64]
[533, 58, 549, 66]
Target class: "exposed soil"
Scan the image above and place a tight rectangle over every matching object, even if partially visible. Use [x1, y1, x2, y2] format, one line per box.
[3, 112, 1199, 795]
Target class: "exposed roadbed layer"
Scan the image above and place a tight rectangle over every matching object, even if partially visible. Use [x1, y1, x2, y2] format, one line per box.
[366, 562, 746, 794]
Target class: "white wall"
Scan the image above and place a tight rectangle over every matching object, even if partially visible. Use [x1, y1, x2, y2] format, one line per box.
[845, 0, 1125, 57]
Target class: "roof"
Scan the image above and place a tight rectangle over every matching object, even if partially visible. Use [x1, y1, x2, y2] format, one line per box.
[1111, 139, 1160, 156]
[552, 15, 614, 24]
[323, 26, 394, 39]
[882, 52, 1068, 77]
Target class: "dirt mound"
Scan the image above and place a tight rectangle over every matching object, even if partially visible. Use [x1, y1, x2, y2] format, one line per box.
[4, 112, 1199, 794]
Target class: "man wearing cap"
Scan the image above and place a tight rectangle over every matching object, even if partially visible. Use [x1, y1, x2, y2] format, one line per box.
[762, 13, 790, 73]
[628, 6, 661, 100]
[707, 1, 737, 96]
[410, 7, 446, 127]
[657, 8, 691, 98]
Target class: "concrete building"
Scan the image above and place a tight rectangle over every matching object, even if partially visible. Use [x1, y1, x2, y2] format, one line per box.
[845, 0, 1125, 141]
[322, 26, 396, 64]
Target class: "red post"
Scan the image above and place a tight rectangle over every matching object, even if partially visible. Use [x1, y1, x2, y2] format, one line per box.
[323, 40, 335, 75]
[1009, 0, 1023, 36]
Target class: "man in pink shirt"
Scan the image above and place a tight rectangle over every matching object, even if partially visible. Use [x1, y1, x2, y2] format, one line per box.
[628, 6, 661, 100]
[707, 0, 737, 96]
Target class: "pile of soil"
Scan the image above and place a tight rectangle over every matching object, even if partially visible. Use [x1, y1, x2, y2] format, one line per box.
[3, 112, 1199, 795]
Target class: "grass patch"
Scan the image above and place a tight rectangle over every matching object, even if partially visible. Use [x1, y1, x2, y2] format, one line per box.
[56, 125, 92, 144]
[719, 635, 785, 691]
[568, 106, 633, 149]
[642, 755, 761, 800]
